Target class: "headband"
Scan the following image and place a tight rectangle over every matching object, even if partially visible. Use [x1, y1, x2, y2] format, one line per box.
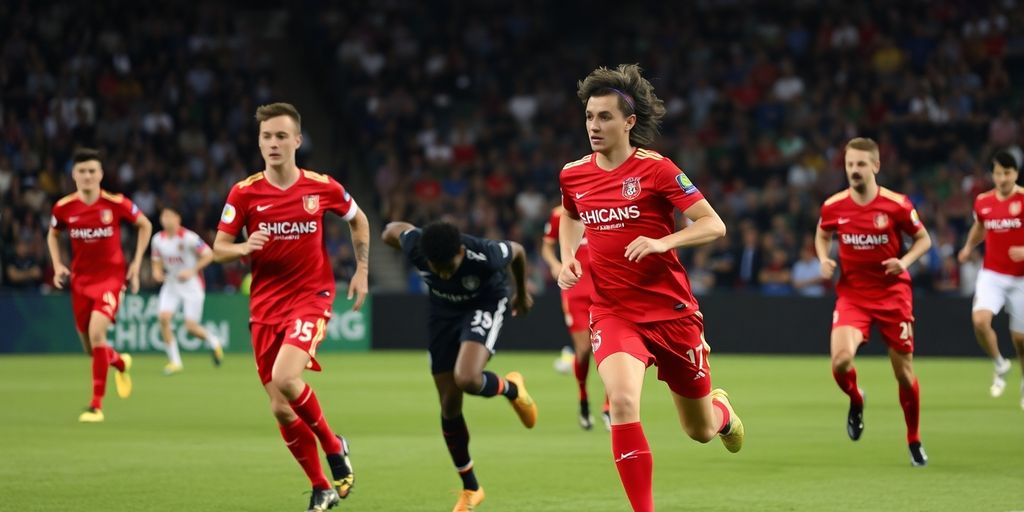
[608, 88, 635, 111]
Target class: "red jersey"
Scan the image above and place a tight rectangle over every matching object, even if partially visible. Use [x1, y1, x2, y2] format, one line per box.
[50, 190, 141, 296]
[973, 187, 1024, 276]
[559, 149, 705, 323]
[217, 170, 358, 325]
[543, 207, 594, 298]
[818, 187, 924, 300]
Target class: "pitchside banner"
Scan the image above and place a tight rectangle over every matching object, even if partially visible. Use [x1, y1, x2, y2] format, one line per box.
[0, 291, 371, 354]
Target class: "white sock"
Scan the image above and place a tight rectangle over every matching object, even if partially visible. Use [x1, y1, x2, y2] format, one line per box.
[206, 334, 222, 351]
[166, 341, 182, 367]
[995, 356, 1008, 368]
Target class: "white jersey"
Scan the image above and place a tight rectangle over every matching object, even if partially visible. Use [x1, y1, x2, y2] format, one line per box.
[152, 228, 209, 292]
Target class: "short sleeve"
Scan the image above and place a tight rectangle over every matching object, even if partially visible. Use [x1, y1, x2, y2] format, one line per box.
[399, 227, 423, 262]
[655, 159, 705, 213]
[559, 172, 580, 219]
[151, 235, 162, 259]
[896, 198, 924, 236]
[190, 231, 210, 253]
[50, 205, 66, 231]
[217, 186, 246, 237]
[542, 209, 560, 241]
[118, 197, 142, 222]
[818, 202, 836, 231]
[482, 239, 514, 271]
[328, 177, 359, 222]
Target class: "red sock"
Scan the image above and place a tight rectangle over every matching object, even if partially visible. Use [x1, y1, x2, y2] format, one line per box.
[290, 384, 343, 454]
[832, 367, 863, 406]
[711, 397, 731, 433]
[573, 358, 589, 402]
[108, 348, 125, 372]
[279, 418, 331, 490]
[611, 422, 654, 512]
[90, 346, 111, 409]
[899, 379, 921, 444]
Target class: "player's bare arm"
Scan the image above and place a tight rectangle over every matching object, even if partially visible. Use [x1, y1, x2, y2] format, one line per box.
[180, 246, 214, 282]
[508, 241, 533, 317]
[958, 218, 986, 263]
[625, 199, 726, 262]
[151, 256, 165, 283]
[815, 224, 837, 279]
[557, 210, 585, 289]
[540, 237, 562, 280]
[46, 227, 69, 289]
[126, 215, 152, 294]
[212, 229, 269, 263]
[381, 221, 417, 250]
[346, 208, 371, 311]
[883, 227, 932, 275]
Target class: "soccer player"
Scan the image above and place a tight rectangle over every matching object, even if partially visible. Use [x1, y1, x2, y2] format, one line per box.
[382, 220, 536, 512]
[212, 103, 365, 511]
[47, 147, 152, 423]
[816, 137, 932, 466]
[151, 206, 224, 374]
[957, 151, 1024, 408]
[541, 204, 610, 430]
[557, 64, 744, 512]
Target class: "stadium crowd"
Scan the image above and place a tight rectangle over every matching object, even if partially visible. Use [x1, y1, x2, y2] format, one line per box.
[3, 0, 1024, 297]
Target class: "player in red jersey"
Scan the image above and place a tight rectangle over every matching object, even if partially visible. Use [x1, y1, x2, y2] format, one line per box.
[47, 147, 152, 423]
[816, 137, 932, 466]
[541, 204, 610, 430]
[957, 151, 1024, 408]
[557, 65, 744, 512]
[212, 103, 368, 511]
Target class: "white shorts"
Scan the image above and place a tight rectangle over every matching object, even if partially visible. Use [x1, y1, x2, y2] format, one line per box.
[158, 283, 206, 322]
[973, 268, 1024, 333]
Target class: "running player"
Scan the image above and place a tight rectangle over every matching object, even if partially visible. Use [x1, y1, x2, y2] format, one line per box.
[957, 150, 1024, 408]
[382, 220, 536, 512]
[213, 103, 365, 511]
[47, 147, 152, 422]
[816, 137, 932, 466]
[541, 204, 609, 430]
[557, 64, 744, 512]
[151, 206, 224, 374]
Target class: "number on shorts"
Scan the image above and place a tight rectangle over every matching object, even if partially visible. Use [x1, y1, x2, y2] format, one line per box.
[899, 321, 913, 340]
[471, 310, 494, 330]
[289, 319, 315, 342]
[686, 344, 705, 369]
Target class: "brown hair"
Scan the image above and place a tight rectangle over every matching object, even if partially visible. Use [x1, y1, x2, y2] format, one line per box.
[255, 102, 302, 132]
[576, 64, 666, 148]
[72, 146, 101, 164]
[845, 137, 880, 163]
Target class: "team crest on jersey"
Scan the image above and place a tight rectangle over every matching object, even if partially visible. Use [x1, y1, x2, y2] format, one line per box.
[621, 177, 642, 200]
[100, 209, 113, 224]
[462, 275, 480, 291]
[303, 194, 320, 214]
[874, 213, 889, 229]
[1011, 202, 1022, 216]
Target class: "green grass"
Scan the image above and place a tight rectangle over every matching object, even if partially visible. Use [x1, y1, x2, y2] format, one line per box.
[1, 352, 1022, 511]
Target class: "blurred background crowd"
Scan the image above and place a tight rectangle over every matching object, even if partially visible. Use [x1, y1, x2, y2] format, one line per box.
[2, 0, 1024, 298]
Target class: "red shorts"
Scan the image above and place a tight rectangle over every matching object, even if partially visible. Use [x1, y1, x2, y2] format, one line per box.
[833, 293, 915, 353]
[590, 312, 711, 399]
[251, 302, 332, 385]
[561, 289, 592, 334]
[71, 286, 123, 333]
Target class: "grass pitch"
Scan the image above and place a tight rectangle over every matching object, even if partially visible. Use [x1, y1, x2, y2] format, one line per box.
[0, 352, 1021, 511]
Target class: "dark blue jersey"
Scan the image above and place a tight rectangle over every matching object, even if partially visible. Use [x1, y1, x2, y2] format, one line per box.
[400, 228, 513, 310]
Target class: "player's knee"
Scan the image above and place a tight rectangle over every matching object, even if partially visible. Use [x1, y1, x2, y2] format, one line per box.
[270, 374, 303, 400]
[607, 391, 639, 418]
[158, 313, 172, 326]
[269, 399, 296, 422]
[453, 370, 482, 393]
[183, 319, 201, 333]
[972, 311, 993, 331]
[831, 353, 854, 372]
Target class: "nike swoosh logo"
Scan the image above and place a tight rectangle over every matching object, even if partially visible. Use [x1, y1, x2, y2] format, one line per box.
[256, 204, 273, 212]
[575, 192, 589, 199]
[837, 218, 850, 224]
[616, 450, 641, 462]
[69, 216, 80, 222]
[981, 208, 992, 214]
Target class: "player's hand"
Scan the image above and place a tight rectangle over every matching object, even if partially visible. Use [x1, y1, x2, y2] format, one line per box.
[127, 260, 142, 293]
[819, 258, 837, 279]
[242, 230, 270, 255]
[557, 259, 583, 289]
[957, 247, 973, 264]
[512, 292, 533, 317]
[347, 268, 369, 311]
[152, 268, 164, 283]
[53, 263, 70, 289]
[625, 236, 670, 262]
[882, 257, 906, 275]
[177, 268, 196, 281]
[1009, 246, 1024, 262]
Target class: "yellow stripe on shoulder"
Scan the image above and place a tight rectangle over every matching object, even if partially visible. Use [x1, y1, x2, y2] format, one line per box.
[879, 187, 908, 205]
[823, 190, 850, 206]
[56, 192, 79, 207]
[977, 190, 996, 199]
[303, 170, 330, 183]
[235, 172, 265, 189]
[562, 154, 592, 170]
[635, 148, 664, 160]
[100, 190, 125, 202]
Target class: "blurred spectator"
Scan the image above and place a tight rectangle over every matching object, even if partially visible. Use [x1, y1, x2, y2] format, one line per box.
[759, 248, 793, 296]
[4, 240, 44, 289]
[791, 243, 826, 297]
